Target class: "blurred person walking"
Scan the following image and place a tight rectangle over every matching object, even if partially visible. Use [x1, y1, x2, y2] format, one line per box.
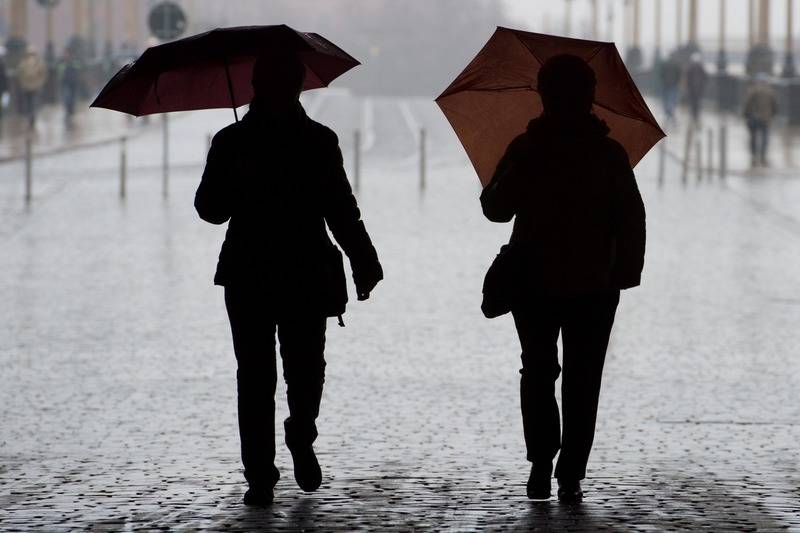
[17, 48, 47, 129]
[685, 53, 708, 125]
[0, 52, 8, 126]
[659, 54, 682, 125]
[195, 52, 383, 507]
[480, 55, 646, 503]
[59, 48, 82, 130]
[743, 74, 778, 167]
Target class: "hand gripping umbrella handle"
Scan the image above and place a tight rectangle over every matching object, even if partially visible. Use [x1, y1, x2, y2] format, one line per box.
[223, 59, 239, 123]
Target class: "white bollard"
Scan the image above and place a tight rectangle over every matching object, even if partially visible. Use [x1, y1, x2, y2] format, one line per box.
[707, 128, 714, 176]
[162, 114, 169, 198]
[419, 128, 427, 192]
[120, 136, 127, 199]
[24, 134, 32, 204]
[719, 123, 728, 180]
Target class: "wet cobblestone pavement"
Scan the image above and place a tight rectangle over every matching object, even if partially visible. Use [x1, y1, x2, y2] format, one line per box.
[1, 97, 799, 531]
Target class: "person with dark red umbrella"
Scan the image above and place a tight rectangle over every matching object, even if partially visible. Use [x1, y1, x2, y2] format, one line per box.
[438, 29, 655, 503]
[94, 26, 383, 506]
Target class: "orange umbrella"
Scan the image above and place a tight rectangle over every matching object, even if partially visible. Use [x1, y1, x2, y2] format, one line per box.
[436, 27, 665, 186]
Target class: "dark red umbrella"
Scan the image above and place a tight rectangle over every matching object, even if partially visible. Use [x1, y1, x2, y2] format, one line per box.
[436, 27, 665, 186]
[91, 25, 359, 121]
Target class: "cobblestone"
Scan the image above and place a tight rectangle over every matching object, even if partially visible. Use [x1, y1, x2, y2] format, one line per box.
[1, 97, 799, 531]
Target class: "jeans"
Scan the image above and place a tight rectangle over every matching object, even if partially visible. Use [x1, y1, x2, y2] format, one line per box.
[511, 289, 619, 480]
[224, 286, 327, 488]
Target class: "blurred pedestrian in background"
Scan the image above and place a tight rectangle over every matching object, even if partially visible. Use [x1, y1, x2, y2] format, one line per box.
[59, 47, 82, 130]
[17, 47, 47, 129]
[685, 53, 708, 125]
[0, 51, 8, 126]
[743, 74, 778, 168]
[659, 54, 682, 125]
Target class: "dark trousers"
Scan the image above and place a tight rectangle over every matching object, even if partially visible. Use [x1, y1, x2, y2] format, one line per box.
[512, 289, 619, 480]
[224, 286, 327, 488]
[747, 119, 770, 165]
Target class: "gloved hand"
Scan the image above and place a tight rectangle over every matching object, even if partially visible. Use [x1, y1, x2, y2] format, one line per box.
[353, 260, 384, 301]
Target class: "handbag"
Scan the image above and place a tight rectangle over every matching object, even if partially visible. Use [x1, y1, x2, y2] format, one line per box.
[481, 243, 525, 319]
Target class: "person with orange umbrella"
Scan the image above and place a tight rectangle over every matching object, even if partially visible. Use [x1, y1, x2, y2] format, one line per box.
[438, 29, 654, 503]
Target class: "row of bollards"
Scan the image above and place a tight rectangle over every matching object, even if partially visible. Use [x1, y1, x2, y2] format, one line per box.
[21, 119, 430, 205]
[674, 123, 729, 185]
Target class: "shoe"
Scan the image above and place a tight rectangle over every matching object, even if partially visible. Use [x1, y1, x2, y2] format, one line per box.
[526, 462, 552, 500]
[243, 487, 273, 507]
[288, 445, 322, 492]
[557, 479, 583, 503]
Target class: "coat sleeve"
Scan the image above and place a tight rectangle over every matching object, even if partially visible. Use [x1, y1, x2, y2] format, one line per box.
[609, 144, 646, 289]
[194, 130, 233, 225]
[480, 136, 525, 223]
[318, 128, 382, 276]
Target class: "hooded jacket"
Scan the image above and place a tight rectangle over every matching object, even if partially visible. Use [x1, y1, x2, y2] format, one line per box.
[195, 101, 382, 317]
[480, 113, 646, 293]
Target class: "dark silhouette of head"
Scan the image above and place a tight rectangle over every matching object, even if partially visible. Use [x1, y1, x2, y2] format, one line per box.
[251, 52, 306, 112]
[537, 54, 596, 118]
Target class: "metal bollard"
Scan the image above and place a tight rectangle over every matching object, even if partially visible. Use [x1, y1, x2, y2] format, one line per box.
[162, 114, 169, 198]
[719, 123, 728, 180]
[658, 139, 666, 187]
[24, 134, 33, 204]
[120, 136, 128, 199]
[353, 129, 361, 193]
[707, 128, 714, 176]
[695, 139, 703, 182]
[681, 126, 694, 184]
[419, 128, 427, 192]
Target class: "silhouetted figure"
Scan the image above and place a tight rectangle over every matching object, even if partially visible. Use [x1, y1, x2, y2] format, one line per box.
[59, 47, 82, 130]
[0, 55, 8, 125]
[17, 48, 46, 129]
[743, 74, 778, 168]
[480, 55, 646, 503]
[659, 55, 682, 124]
[685, 53, 708, 125]
[195, 53, 383, 507]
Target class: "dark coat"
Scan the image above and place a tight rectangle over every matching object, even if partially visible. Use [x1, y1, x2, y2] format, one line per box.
[195, 102, 382, 317]
[480, 114, 646, 293]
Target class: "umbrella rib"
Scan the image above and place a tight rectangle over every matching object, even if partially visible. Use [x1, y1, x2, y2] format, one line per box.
[304, 60, 328, 88]
[511, 32, 545, 66]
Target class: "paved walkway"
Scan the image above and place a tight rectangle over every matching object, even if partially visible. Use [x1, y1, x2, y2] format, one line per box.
[0, 97, 799, 531]
[656, 102, 800, 178]
[0, 101, 146, 163]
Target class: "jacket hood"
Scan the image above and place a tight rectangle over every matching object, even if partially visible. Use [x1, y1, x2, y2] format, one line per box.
[526, 113, 610, 140]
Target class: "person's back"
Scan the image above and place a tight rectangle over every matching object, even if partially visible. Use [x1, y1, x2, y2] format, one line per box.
[744, 81, 778, 124]
[743, 78, 778, 167]
[480, 54, 645, 504]
[660, 59, 681, 89]
[685, 56, 708, 98]
[196, 101, 367, 314]
[483, 113, 641, 292]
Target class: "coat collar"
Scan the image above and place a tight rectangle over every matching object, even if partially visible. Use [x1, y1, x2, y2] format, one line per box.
[527, 112, 610, 139]
[243, 99, 307, 131]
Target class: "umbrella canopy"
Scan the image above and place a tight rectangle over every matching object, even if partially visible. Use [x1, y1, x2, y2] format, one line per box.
[436, 27, 665, 186]
[91, 25, 359, 118]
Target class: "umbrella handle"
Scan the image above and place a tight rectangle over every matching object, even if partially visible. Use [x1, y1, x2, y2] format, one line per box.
[223, 59, 239, 123]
